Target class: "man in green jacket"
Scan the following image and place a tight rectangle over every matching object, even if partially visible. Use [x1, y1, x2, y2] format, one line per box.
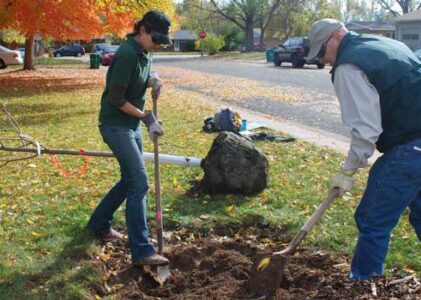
[307, 18, 421, 280]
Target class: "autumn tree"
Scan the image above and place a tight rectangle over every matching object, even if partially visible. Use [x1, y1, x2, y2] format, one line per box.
[0, 0, 175, 70]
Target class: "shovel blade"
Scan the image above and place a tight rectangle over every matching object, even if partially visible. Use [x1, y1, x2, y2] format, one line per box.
[247, 254, 288, 299]
[139, 264, 171, 286]
[155, 265, 171, 284]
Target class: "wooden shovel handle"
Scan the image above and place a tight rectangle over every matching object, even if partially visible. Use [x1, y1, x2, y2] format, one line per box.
[153, 98, 163, 255]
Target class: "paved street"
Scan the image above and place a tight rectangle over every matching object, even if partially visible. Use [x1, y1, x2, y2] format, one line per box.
[154, 57, 350, 138]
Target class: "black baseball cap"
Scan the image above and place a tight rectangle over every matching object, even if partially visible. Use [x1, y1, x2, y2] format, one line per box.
[134, 10, 172, 45]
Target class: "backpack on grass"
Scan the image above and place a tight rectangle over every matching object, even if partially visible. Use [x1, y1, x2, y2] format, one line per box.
[203, 108, 242, 133]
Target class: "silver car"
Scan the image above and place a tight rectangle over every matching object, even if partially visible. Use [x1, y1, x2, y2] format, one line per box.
[0, 45, 23, 69]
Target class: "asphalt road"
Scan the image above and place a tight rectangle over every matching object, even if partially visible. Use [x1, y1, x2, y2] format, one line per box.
[154, 57, 350, 138]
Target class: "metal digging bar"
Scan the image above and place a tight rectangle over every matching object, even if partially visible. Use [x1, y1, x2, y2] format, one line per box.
[0, 145, 202, 167]
[0, 102, 202, 168]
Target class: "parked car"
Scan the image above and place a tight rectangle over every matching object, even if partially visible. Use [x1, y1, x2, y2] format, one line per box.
[273, 37, 325, 69]
[53, 45, 85, 57]
[253, 43, 266, 52]
[100, 46, 119, 66]
[0, 45, 23, 69]
[93, 43, 111, 55]
[414, 48, 421, 60]
[17, 47, 25, 57]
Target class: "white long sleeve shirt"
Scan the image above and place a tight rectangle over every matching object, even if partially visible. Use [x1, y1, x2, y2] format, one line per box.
[333, 63, 383, 170]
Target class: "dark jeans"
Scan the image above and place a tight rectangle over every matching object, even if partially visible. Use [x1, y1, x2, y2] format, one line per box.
[87, 125, 155, 262]
[350, 138, 421, 280]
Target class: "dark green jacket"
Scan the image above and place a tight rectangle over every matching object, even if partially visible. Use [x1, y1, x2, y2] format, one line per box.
[332, 32, 421, 152]
[99, 37, 151, 128]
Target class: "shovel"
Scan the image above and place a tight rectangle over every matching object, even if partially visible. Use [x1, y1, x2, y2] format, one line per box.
[151, 97, 171, 284]
[247, 187, 339, 298]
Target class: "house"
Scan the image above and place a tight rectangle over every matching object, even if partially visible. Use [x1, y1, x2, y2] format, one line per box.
[394, 9, 421, 50]
[172, 30, 197, 52]
[345, 21, 395, 38]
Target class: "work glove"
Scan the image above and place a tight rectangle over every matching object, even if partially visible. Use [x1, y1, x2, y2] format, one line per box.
[147, 72, 162, 100]
[140, 111, 164, 141]
[331, 168, 356, 196]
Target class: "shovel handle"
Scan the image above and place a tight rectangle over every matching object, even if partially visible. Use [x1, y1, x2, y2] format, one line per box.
[153, 97, 164, 255]
[273, 188, 339, 256]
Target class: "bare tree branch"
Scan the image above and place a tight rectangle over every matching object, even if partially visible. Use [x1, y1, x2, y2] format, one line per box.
[210, 0, 246, 29]
[262, 0, 282, 31]
[377, 0, 404, 16]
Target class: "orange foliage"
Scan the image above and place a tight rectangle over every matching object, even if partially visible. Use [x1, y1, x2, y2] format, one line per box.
[1, 0, 99, 40]
[0, 0, 176, 41]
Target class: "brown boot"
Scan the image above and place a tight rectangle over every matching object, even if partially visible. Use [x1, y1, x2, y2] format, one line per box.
[135, 254, 169, 266]
[98, 228, 126, 241]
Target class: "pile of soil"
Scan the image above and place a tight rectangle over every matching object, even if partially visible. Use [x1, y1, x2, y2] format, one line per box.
[91, 232, 420, 299]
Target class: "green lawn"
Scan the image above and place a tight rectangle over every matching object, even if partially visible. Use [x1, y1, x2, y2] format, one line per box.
[209, 51, 266, 60]
[34, 57, 87, 67]
[0, 64, 419, 299]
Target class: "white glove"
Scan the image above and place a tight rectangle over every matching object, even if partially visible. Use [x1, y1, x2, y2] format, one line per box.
[140, 111, 164, 141]
[148, 73, 162, 100]
[331, 168, 356, 196]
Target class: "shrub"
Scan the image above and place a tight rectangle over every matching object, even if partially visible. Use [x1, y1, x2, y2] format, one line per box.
[195, 34, 225, 55]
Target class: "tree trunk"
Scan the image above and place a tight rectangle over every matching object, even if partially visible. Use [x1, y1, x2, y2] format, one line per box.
[259, 31, 265, 51]
[259, 15, 265, 52]
[23, 35, 35, 71]
[245, 16, 254, 52]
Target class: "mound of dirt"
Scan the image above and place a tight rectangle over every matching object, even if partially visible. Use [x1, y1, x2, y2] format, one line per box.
[91, 233, 420, 299]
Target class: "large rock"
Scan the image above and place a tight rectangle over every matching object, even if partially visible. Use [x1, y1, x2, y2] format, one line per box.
[199, 132, 269, 195]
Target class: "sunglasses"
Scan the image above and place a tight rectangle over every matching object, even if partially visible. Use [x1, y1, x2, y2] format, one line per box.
[317, 35, 333, 59]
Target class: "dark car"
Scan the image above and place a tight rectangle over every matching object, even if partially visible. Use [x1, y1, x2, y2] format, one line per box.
[53, 45, 85, 57]
[100, 46, 119, 66]
[93, 43, 112, 55]
[273, 37, 325, 69]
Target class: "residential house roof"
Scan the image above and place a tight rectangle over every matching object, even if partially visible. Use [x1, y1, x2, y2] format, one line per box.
[395, 9, 421, 22]
[173, 30, 197, 40]
[346, 21, 395, 32]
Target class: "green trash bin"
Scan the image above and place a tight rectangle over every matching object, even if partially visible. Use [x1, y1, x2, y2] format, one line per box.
[265, 48, 274, 63]
[89, 53, 100, 69]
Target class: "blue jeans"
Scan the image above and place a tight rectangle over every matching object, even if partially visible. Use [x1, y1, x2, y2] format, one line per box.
[350, 138, 421, 280]
[87, 125, 155, 262]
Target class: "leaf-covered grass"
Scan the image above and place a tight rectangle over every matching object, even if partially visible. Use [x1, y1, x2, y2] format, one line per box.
[210, 51, 266, 61]
[0, 64, 419, 299]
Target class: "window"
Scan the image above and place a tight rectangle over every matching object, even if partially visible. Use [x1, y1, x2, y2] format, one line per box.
[402, 27, 419, 40]
[291, 38, 300, 46]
